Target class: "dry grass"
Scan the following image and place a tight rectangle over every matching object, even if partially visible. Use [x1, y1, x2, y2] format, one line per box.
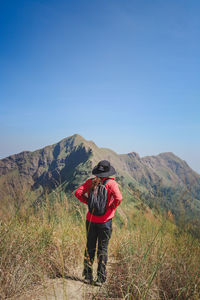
[99, 210, 200, 299]
[0, 198, 85, 299]
[1, 198, 200, 299]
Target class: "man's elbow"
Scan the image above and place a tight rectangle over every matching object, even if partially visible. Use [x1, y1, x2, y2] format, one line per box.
[74, 190, 79, 199]
[118, 196, 122, 206]
[114, 197, 122, 207]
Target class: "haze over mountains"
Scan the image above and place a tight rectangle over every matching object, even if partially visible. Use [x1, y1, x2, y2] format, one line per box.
[1, 134, 200, 220]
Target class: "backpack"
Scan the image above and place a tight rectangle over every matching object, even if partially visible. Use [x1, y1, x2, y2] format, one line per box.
[88, 178, 110, 216]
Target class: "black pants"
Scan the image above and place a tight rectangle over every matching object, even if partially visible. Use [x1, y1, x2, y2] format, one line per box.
[83, 219, 112, 282]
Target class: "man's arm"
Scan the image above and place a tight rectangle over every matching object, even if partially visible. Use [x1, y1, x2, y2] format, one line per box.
[74, 179, 90, 205]
[110, 181, 122, 209]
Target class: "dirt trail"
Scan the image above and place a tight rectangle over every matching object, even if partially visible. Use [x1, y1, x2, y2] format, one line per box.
[33, 277, 99, 300]
[13, 275, 100, 300]
[13, 264, 102, 300]
[11, 256, 120, 299]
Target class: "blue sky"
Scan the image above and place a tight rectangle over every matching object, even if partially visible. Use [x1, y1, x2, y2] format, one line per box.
[0, 0, 200, 173]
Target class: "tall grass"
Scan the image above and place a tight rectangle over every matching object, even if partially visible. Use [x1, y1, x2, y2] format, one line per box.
[99, 209, 200, 299]
[1, 195, 200, 299]
[0, 197, 86, 299]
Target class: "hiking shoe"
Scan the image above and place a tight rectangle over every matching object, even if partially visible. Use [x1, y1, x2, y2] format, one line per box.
[82, 268, 94, 284]
[83, 274, 93, 284]
[95, 278, 105, 286]
[95, 280, 102, 287]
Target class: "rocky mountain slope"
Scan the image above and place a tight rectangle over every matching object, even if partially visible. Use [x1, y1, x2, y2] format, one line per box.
[1, 134, 200, 219]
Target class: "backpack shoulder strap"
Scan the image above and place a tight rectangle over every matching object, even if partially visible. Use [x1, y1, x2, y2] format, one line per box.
[102, 178, 110, 186]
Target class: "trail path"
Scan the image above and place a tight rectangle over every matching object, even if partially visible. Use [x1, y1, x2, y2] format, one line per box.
[13, 262, 104, 300]
[29, 277, 99, 300]
[12, 258, 123, 300]
[13, 271, 100, 300]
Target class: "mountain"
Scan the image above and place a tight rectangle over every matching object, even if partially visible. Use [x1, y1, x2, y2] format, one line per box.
[1, 134, 200, 220]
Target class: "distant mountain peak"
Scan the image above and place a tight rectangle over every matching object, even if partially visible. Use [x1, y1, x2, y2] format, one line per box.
[158, 152, 178, 159]
[61, 133, 86, 144]
[1, 133, 200, 222]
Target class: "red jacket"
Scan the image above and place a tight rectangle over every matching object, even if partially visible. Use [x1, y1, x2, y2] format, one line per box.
[74, 177, 122, 223]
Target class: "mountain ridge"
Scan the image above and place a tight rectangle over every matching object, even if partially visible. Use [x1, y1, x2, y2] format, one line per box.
[0, 134, 200, 220]
[1, 135, 198, 175]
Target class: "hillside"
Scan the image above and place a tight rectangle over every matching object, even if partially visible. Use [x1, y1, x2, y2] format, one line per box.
[1, 195, 200, 299]
[1, 134, 200, 299]
[0, 134, 200, 220]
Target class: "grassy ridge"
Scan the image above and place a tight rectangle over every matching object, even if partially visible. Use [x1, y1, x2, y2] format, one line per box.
[0, 198, 86, 299]
[0, 196, 200, 299]
[105, 210, 200, 299]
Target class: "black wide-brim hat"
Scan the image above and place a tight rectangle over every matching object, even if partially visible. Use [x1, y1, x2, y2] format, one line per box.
[92, 160, 116, 177]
